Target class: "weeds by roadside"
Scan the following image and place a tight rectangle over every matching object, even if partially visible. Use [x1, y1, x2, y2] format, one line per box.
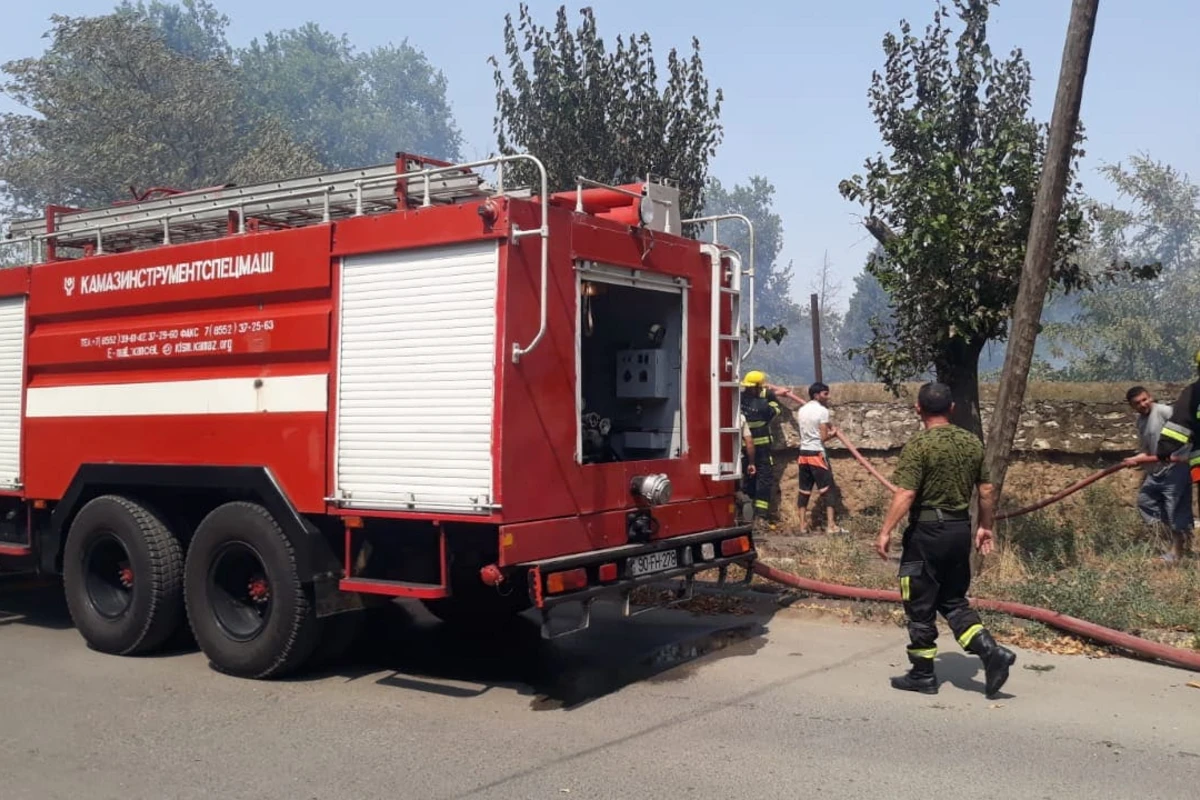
[984, 485, 1200, 647]
[755, 483, 1200, 653]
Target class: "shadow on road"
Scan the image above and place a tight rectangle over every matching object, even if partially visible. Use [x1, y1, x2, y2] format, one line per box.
[0, 572, 777, 710]
[936, 651, 1017, 700]
[0, 574, 74, 631]
[312, 597, 774, 710]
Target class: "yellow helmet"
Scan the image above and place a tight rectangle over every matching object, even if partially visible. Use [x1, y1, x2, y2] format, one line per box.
[741, 370, 767, 388]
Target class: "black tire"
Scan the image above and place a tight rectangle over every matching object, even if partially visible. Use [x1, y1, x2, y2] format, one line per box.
[184, 502, 320, 679]
[62, 495, 184, 656]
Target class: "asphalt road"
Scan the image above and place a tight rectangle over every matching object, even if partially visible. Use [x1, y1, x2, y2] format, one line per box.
[2, 575, 1198, 800]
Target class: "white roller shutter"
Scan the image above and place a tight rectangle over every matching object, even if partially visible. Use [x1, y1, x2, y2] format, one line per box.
[0, 295, 25, 489]
[334, 240, 499, 513]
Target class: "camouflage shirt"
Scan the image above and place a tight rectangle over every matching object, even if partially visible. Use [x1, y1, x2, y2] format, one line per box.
[891, 423, 991, 512]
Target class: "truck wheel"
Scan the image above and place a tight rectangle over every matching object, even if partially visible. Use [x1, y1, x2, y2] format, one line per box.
[62, 495, 184, 656]
[184, 502, 320, 679]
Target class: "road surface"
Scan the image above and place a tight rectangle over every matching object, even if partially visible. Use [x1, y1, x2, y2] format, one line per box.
[2, 576, 1198, 799]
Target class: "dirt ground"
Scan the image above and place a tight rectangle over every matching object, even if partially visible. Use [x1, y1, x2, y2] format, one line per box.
[766, 450, 1145, 533]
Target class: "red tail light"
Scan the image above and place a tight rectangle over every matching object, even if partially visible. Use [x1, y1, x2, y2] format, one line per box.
[546, 568, 588, 595]
[598, 563, 618, 582]
[720, 536, 751, 557]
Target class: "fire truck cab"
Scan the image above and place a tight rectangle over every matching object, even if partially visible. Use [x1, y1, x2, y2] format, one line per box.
[0, 152, 759, 679]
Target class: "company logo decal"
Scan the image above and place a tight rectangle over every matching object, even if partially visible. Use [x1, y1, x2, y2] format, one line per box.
[62, 251, 275, 297]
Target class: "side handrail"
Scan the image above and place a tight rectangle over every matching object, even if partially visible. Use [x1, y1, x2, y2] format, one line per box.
[682, 213, 756, 360]
[0, 236, 38, 266]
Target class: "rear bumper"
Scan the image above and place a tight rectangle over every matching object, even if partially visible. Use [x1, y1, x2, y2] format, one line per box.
[523, 525, 756, 610]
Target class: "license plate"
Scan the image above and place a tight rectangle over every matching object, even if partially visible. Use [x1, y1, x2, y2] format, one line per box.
[628, 549, 679, 577]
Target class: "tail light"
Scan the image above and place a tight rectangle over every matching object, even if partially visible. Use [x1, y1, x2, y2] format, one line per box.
[545, 568, 588, 595]
[720, 536, 751, 557]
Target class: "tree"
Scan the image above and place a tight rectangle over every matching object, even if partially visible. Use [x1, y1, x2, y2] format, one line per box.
[116, 0, 231, 61]
[840, 251, 899, 382]
[838, 0, 1100, 436]
[490, 4, 723, 220]
[702, 176, 801, 365]
[237, 24, 463, 168]
[1047, 155, 1200, 381]
[0, 10, 319, 215]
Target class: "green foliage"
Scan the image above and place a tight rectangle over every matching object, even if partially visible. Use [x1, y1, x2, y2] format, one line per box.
[0, 1, 462, 219]
[838, 0, 1098, 429]
[701, 176, 801, 357]
[490, 4, 724, 219]
[991, 486, 1200, 635]
[1046, 155, 1198, 381]
[238, 23, 462, 168]
[0, 10, 319, 214]
[116, 0, 231, 61]
[839, 249, 900, 382]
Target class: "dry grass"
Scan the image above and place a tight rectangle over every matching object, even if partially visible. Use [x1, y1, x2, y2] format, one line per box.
[756, 484, 1200, 654]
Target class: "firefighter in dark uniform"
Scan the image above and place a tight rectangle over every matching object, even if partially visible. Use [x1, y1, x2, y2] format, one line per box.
[739, 370, 783, 525]
[1156, 349, 1200, 487]
[874, 382, 1016, 698]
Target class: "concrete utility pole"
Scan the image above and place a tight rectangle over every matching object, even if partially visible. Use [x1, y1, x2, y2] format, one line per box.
[810, 292, 823, 383]
[985, 0, 1100, 498]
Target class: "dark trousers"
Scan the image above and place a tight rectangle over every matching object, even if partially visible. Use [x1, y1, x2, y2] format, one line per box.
[898, 518, 985, 659]
[741, 448, 774, 517]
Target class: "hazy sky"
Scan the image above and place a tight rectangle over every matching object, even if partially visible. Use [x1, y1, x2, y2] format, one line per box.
[3, 0, 1196, 310]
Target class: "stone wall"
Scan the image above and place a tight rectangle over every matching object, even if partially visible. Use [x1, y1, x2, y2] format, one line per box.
[771, 381, 1189, 455]
[761, 381, 1187, 528]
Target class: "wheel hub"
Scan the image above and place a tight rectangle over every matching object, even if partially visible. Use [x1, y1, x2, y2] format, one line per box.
[247, 576, 270, 604]
[207, 542, 273, 642]
[83, 533, 135, 620]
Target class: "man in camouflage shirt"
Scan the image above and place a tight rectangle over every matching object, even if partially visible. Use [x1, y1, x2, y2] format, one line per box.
[875, 382, 1016, 698]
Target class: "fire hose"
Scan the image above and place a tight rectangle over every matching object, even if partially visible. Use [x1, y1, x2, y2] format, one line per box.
[831, 430, 1163, 520]
[749, 432, 1200, 672]
[752, 561, 1200, 671]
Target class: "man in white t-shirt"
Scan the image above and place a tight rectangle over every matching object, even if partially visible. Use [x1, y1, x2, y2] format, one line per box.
[794, 382, 845, 534]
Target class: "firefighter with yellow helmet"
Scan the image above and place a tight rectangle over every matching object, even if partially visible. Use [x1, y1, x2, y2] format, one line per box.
[738, 370, 787, 525]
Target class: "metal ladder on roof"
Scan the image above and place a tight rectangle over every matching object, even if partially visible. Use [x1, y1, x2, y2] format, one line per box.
[5, 154, 501, 259]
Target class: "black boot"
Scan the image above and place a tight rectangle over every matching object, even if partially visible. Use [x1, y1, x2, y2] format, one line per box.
[890, 655, 938, 695]
[967, 629, 1016, 697]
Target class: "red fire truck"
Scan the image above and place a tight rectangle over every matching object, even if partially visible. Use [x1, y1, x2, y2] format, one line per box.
[0, 152, 759, 679]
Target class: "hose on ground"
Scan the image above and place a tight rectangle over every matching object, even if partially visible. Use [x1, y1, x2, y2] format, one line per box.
[758, 434, 1200, 671]
[752, 561, 1200, 672]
